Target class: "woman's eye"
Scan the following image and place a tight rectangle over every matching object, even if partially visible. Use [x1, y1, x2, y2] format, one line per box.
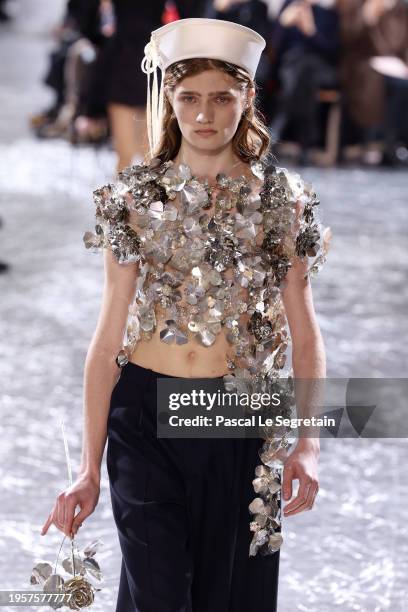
[215, 96, 230, 104]
[181, 96, 196, 103]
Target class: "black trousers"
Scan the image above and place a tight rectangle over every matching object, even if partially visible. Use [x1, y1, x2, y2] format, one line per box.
[107, 361, 280, 612]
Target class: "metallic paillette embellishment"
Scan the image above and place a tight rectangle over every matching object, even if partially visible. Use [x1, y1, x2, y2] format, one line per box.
[83, 156, 331, 557]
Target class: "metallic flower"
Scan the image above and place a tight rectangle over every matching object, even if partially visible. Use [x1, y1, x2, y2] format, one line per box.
[302, 194, 320, 224]
[248, 462, 282, 557]
[159, 319, 189, 345]
[130, 181, 168, 211]
[204, 233, 241, 271]
[31, 539, 103, 609]
[295, 224, 321, 257]
[93, 184, 128, 224]
[261, 228, 284, 257]
[247, 311, 275, 343]
[263, 253, 292, 287]
[107, 224, 143, 264]
[64, 576, 94, 610]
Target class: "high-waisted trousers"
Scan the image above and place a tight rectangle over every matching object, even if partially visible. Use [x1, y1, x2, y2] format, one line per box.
[107, 361, 280, 612]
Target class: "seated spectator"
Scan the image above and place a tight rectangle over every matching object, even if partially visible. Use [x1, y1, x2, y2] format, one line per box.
[269, 0, 340, 163]
[337, 0, 408, 165]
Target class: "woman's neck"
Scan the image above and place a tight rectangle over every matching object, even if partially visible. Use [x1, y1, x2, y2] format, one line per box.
[172, 141, 245, 181]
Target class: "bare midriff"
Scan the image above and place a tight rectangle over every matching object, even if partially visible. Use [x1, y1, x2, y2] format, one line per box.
[129, 316, 231, 378]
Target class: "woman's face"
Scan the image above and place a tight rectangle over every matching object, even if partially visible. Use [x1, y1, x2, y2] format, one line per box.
[169, 69, 253, 152]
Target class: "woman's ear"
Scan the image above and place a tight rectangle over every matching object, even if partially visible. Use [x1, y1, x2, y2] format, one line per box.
[247, 86, 255, 106]
[243, 86, 255, 113]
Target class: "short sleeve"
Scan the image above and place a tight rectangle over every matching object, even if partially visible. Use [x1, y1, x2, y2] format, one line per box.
[82, 178, 143, 265]
[283, 168, 332, 281]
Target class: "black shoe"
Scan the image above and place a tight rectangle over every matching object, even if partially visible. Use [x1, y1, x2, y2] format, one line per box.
[381, 146, 408, 168]
[380, 151, 397, 167]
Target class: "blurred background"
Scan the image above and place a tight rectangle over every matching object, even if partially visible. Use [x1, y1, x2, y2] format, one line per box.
[0, 1, 407, 611]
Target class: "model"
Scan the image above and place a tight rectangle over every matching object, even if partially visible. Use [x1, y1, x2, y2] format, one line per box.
[42, 17, 329, 612]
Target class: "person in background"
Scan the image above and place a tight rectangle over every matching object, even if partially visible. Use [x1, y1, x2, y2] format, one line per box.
[381, 62, 408, 166]
[30, 0, 112, 142]
[70, 0, 116, 144]
[103, 1, 209, 173]
[337, 0, 408, 165]
[204, 0, 271, 41]
[101, 1, 169, 171]
[268, 0, 340, 163]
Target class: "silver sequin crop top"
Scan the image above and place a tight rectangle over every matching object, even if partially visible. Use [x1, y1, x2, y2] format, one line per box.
[83, 156, 329, 391]
[83, 156, 330, 557]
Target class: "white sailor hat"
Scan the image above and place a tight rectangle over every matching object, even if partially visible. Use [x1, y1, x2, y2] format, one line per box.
[141, 18, 266, 156]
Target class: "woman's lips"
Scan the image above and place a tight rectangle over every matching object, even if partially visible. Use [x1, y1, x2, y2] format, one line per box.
[195, 130, 217, 137]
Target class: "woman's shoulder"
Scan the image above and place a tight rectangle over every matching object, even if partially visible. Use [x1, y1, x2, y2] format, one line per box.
[89, 157, 171, 222]
[256, 158, 331, 278]
[83, 161, 156, 263]
[116, 156, 172, 184]
[254, 159, 320, 221]
[92, 157, 171, 198]
[256, 157, 315, 195]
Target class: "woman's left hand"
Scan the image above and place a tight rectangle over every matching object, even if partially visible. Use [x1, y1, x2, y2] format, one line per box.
[282, 441, 320, 516]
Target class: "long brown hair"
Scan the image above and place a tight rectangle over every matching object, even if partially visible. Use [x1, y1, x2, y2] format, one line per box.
[147, 58, 272, 164]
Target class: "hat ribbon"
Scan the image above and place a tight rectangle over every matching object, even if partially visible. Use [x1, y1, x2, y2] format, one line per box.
[141, 37, 165, 157]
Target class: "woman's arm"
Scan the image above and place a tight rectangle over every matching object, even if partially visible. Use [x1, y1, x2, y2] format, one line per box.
[41, 248, 139, 539]
[279, 255, 326, 516]
[281, 256, 326, 383]
[79, 248, 140, 482]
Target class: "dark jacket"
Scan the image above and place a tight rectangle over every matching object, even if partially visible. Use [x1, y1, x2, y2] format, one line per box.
[271, 0, 340, 67]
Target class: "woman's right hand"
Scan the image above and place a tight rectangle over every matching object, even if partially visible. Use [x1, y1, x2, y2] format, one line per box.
[41, 473, 100, 539]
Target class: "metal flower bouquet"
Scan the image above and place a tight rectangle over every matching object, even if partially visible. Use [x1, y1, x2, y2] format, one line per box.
[30, 420, 103, 609]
